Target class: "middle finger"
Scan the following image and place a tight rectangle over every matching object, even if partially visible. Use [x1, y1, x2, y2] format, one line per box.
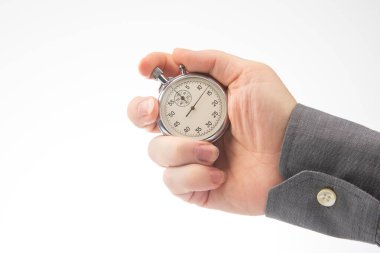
[148, 136, 219, 167]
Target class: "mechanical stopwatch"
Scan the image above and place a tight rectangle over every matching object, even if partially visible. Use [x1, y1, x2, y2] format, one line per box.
[152, 64, 229, 142]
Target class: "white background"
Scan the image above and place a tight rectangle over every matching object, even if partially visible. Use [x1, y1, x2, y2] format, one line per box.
[1, 0, 379, 252]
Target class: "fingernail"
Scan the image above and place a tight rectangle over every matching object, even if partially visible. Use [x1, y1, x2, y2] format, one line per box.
[195, 144, 219, 163]
[210, 170, 225, 185]
[138, 98, 154, 116]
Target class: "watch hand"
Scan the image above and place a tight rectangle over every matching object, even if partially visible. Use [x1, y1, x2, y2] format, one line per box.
[185, 105, 195, 117]
[185, 87, 208, 117]
[192, 87, 209, 109]
[169, 86, 188, 104]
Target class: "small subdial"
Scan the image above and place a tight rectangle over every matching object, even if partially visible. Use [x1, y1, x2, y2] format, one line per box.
[174, 90, 192, 107]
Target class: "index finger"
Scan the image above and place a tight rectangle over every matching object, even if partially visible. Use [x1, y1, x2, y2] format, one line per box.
[172, 48, 245, 86]
[139, 52, 181, 79]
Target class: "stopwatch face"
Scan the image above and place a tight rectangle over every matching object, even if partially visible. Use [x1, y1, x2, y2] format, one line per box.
[158, 74, 228, 141]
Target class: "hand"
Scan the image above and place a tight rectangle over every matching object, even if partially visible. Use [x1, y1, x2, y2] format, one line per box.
[128, 49, 296, 215]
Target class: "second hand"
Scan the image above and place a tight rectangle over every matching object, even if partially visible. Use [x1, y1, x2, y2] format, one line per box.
[186, 87, 208, 117]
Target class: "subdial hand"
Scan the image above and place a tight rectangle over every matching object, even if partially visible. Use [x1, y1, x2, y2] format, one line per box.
[169, 86, 189, 104]
[185, 87, 208, 117]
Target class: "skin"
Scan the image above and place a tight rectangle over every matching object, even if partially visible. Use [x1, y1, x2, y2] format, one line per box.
[128, 48, 297, 215]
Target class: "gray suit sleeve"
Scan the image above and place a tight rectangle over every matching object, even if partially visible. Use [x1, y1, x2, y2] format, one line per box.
[265, 104, 380, 246]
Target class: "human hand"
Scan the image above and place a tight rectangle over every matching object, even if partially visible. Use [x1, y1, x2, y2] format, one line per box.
[128, 49, 296, 215]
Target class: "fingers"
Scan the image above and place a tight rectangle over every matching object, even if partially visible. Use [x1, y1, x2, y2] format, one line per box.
[138, 49, 247, 86]
[163, 164, 225, 195]
[148, 135, 223, 204]
[127, 96, 160, 132]
[148, 136, 219, 167]
[172, 48, 245, 86]
[138, 52, 180, 79]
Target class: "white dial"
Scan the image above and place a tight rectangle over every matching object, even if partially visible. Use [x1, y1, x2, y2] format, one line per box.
[158, 74, 228, 141]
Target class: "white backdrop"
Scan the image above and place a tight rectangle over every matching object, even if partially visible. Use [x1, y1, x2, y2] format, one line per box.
[1, 0, 379, 252]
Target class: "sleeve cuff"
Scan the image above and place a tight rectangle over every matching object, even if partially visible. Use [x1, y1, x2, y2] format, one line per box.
[266, 103, 380, 245]
[265, 170, 380, 245]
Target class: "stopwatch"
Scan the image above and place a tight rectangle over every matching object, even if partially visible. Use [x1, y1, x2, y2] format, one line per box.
[152, 64, 229, 142]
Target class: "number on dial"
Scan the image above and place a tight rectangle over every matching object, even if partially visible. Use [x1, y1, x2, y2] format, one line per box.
[161, 78, 225, 140]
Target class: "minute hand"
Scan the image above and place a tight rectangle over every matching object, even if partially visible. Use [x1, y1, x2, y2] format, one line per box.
[185, 87, 208, 117]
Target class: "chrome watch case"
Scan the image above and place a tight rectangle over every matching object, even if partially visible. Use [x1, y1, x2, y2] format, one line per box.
[152, 65, 229, 142]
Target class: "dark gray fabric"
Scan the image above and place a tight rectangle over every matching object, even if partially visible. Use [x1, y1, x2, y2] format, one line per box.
[280, 104, 380, 200]
[265, 104, 380, 245]
[266, 171, 380, 244]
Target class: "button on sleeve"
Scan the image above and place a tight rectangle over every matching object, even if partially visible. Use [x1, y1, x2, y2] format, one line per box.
[317, 188, 336, 207]
[265, 171, 380, 245]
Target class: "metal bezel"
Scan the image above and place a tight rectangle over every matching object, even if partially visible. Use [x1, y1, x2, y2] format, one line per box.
[157, 73, 229, 142]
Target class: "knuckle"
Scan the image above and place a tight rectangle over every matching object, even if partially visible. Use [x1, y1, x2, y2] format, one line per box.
[147, 136, 160, 162]
[149, 136, 199, 167]
[255, 62, 274, 73]
[162, 170, 175, 190]
[171, 141, 183, 159]
[170, 139, 197, 166]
